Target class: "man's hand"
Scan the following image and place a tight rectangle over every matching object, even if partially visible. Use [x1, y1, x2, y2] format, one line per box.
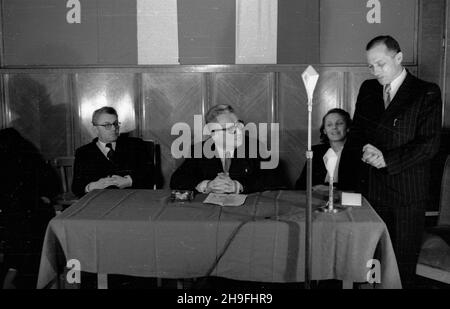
[362, 144, 386, 169]
[206, 174, 237, 194]
[312, 184, 329, 193]
[88, 177, 117, 191]
[2, 269, 17, 289]
[110, 175, 132, 189]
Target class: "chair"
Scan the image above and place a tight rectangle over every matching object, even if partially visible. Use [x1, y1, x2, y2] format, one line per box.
[50, 156, 78, 213]
[142, 140, 163, 189]
[416, 155, 450, 284]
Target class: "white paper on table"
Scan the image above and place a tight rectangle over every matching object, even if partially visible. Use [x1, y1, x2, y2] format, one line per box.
[341, 192, 362, 206]
[323, 148, 338, 181]
[203, 193, 247, 207]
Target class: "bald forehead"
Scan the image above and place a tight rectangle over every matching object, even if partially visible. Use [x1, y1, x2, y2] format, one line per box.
[215, 112, 238, 124]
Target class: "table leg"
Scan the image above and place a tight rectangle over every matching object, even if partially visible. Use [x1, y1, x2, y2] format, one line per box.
[342, 280, 353, 289]
[97, 274, 108, 289]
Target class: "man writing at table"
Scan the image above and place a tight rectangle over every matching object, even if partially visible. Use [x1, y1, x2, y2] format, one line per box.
[349, 35, 442, 288]
[72, 106, 154, 198]
[170, 104, 282, 194]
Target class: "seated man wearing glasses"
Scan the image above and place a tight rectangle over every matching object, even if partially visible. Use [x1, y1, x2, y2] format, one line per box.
[72, 106, 154, 197]
[170, 104, 279, 194]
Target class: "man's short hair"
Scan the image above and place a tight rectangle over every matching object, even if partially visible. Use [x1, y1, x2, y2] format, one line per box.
[366, 35, 401, 54]
[92, 106, 118, 124]
[205, 104, 235, 123]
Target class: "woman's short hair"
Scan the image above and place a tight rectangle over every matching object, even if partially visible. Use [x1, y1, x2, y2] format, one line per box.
[319, 108, 352, 143]
[205, 104, 235, 123]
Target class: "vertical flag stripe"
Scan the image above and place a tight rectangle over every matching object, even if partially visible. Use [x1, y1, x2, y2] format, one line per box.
[235, 0, 277, 64]
[277, 0, 320, 64]
[177, 0, 235, 65]
[137, 0, 179, 65]
[98, 0, 137, 65]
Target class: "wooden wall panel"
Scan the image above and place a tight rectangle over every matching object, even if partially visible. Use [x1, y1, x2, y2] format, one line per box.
[73, 73, 138, 148]
[141, 73, 204, 188]
[4, 73, 71, 160]
[1, 64, 423, 189]
[347, 69, 374, 117]
[211, 72, 272, 145]
[278, 70, 344, 187]
[212, 73, 272, 122]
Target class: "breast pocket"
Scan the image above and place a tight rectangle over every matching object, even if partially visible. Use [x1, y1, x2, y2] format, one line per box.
[391, 114, 417, 145]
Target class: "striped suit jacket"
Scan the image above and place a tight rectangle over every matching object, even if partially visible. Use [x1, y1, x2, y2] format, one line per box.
[350, 71, 442, 206]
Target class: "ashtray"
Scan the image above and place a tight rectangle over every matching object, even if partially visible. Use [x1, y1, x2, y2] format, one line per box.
[170, 190, 194, 202]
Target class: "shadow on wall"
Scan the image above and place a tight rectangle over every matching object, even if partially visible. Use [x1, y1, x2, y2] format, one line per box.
[7, 74, 69, 161]
[0, 127, 61, 288]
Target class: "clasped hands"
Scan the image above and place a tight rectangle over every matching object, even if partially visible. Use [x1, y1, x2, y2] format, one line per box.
[362, 144, 386, 169]
[88, 175, 132, 191]
[206, 173, 238, 194]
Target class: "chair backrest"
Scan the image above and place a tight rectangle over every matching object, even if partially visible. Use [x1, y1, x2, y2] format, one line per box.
[438, 155, 450, 226]
[143, 140, 163, 189]
[51, 156, 75, 194]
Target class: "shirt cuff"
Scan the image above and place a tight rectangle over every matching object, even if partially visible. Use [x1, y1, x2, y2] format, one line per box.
[85, 183, 91, 193]
[124, 175, 133, 187]
[196, 180, 210, 193]
[234, 181, 243, 193]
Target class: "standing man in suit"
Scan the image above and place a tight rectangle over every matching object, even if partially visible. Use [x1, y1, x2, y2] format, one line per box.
[350, 35, 442, 288]
[170, 104, 283, 194]
[72, 106, 154, 198]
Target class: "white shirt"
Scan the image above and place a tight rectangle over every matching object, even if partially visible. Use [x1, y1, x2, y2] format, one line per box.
[324, 147, 343, 184]
[96, 140, 116, 158]
[214, 144, 234, 171]
[387, 68, 407, 102]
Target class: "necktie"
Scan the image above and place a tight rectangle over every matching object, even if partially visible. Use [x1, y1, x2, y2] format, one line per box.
[384, 83, 391, 109]
[105, 143, 115, 162]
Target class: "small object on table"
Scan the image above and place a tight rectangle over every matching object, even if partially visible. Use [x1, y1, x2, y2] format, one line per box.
[341, 192, 362, 206]
[170, 190, 194, 202]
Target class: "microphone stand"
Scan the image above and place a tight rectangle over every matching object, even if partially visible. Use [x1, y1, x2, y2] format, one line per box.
[302, 66, 319, 289]
[305, 96, 313, 289]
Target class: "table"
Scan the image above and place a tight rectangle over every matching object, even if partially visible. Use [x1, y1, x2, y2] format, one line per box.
[37, 189, 401, 288]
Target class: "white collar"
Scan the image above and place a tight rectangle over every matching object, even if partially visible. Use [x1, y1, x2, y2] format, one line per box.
[96, 140, 116, 157]
[388, 68, 407, 99]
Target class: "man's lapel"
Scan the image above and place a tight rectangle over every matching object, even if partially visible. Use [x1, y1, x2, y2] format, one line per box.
[378, 72, 415, 126]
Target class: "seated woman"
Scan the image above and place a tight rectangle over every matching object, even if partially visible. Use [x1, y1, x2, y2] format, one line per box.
[295, 108, 362, 192]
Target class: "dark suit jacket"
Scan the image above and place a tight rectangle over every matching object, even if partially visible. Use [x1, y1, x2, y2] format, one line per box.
[349, 71, 442, 206]
[170, 137, 286, 194]
[295, 142, 363, 192]
[72, 136, 154, 197]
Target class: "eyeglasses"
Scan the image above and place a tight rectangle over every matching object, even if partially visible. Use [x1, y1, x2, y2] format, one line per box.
[93, 122, 121, 130]
[210, 121, 244, 134]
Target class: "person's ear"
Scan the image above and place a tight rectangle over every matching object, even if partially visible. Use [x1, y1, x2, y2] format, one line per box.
[395, 52, 403, 64]
[92, 125, 100, 137]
